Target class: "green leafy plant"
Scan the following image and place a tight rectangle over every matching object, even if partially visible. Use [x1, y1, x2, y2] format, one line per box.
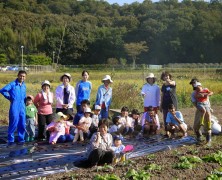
[146, 154, 155, 160]
[173, 156, 202, 169]
[144, 163, 161, 171]
[126, 169, 151, 180]
[206, 167, 222, 180]
[96, 164, 114, 172]
[202, 151, 222, 165]
[94, 174, 121, 180]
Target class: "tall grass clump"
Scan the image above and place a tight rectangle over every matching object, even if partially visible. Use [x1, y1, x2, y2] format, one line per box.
[112, 82, 143, 111]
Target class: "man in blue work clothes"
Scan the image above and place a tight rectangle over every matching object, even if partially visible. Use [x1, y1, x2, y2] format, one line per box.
[0, 70, 27, 147]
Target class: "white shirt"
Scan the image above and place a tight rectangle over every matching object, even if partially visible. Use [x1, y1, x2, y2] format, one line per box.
[119, 116, 134, 128]
[141, 83, 160, 107]
[55, 84, 76, 108]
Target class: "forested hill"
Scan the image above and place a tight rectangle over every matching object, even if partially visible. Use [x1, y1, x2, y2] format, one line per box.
[0, 0, 221, 65]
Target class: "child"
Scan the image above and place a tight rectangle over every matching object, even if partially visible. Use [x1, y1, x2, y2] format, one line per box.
[119, 106, 134, 136]
[25, 95, 38, 142]
[109, 116, 122, 137]
[141, 106, 160, 135]
[166, 104, 187, 138]
[89, 105, 101, 135]
[73, 107, 92, 143]
[195, 82, 213, 126]
[57, 109, 75, 143]
[111, 136, 125, 163]
[131, 109, 142, 132]
[46, 112, 68, 144]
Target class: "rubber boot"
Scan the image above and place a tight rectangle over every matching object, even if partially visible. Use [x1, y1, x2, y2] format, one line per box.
[206, 132, 212, 147]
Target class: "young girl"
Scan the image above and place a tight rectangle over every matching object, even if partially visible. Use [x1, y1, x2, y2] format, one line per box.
[46, 112, 75, 144]
[119, 106, 134, 136]
[73, 107, 92, 143]
[141, 106, 160, 135]
[109, 116, 122, 137]
[89, 105, 101, 135]
[75, 70, 92, 113]
[131, 109, 142, 132]
[25, 95, 38, 142]
[111, 136, 125, 163]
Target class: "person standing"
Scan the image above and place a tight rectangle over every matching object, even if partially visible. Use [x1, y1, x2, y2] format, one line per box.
[34, 80, 53, 141]
[96, 75, 113, 119]
[160, 72, 178, 135]
[0, 70, 27, 146]
[75, 70, 92, 113]
[56, 73, 75, 113]
[141, 73, 160, 113]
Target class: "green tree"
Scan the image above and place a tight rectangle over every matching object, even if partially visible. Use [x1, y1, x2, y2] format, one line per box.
[124, 41, 148, 68]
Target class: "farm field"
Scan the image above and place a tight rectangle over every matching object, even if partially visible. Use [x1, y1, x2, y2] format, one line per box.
[0, 69, 222, 179]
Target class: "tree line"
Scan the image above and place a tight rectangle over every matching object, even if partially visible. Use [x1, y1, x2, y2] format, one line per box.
[0, 0, 221, 65]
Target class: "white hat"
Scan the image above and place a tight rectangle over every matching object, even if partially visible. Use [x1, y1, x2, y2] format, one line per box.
[84, 107, 91, 113]
[55, 112, 67, 122]
[194, 82, 202, 87]
[95, 105, 101, 110]
[146, 73, 155, 79]
[41, 80, 51, 87]
[102, 75, 113, 83]
[60, 73, 72, 82]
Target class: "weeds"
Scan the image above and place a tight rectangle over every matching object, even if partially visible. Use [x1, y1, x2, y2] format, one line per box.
[206, 167, 222, 180]
[96, 164, 114, 172]
[146, 154, 155, 160]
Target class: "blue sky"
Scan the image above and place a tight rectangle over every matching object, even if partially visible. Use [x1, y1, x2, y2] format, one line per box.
[106, 0, 144, 5]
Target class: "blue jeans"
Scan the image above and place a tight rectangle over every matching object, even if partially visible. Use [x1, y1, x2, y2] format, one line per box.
[123, 127, 134, 135]
[100, 108, 109, 119]
[57, 134, 74, 143]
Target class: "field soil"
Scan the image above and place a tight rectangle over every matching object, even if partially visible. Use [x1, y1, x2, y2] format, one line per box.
[43, 106, 222, 179]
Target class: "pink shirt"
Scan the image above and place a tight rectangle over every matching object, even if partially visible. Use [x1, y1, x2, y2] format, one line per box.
[34, 92, 53, 115]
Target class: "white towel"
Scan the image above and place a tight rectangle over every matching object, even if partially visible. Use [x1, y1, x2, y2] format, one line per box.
[42, 90, 53, 104]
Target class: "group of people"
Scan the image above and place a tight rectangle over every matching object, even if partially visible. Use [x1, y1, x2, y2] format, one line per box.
[0, 70, 214, 167]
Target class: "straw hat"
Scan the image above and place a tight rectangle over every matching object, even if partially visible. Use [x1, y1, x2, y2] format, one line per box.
[54, 112, 67, 122]
[146, 73, 156, 79]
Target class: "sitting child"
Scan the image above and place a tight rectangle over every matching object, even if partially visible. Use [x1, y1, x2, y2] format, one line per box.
[89, 105, 101, 135]
[131, 109, 142, 132]
[166, 104, 187, 138]
[73, 107, 92, 143]
[119, 106, 134, 136]
[141, 106, 160, 135]
[46, 112, 75, 144]
[57, 109, 75, 143]
[109, 116, 122, 137]
[111, 136, 125, 163]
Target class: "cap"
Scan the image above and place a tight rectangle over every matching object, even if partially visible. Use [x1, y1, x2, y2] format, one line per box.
[84, 107, 91, 113]
[26, 95, 34, 101]
[189, 78, 199, 84]
[114, 135, 123, 141]
[95, 105, 101, 110]
[194, 82, 202, 87]
[146, 73, 155, 79]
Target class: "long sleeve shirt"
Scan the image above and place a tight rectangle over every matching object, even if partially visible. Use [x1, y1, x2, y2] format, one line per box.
[75, 80, 92, 106]
[55, 84, 75, 109]
[96, 85, 112, 111]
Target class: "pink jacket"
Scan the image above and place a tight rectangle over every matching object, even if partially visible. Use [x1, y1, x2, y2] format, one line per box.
[34, 92, 53, 115]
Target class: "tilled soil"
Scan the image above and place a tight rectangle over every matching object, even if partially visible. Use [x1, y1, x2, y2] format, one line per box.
[45, 106, 222, 180]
